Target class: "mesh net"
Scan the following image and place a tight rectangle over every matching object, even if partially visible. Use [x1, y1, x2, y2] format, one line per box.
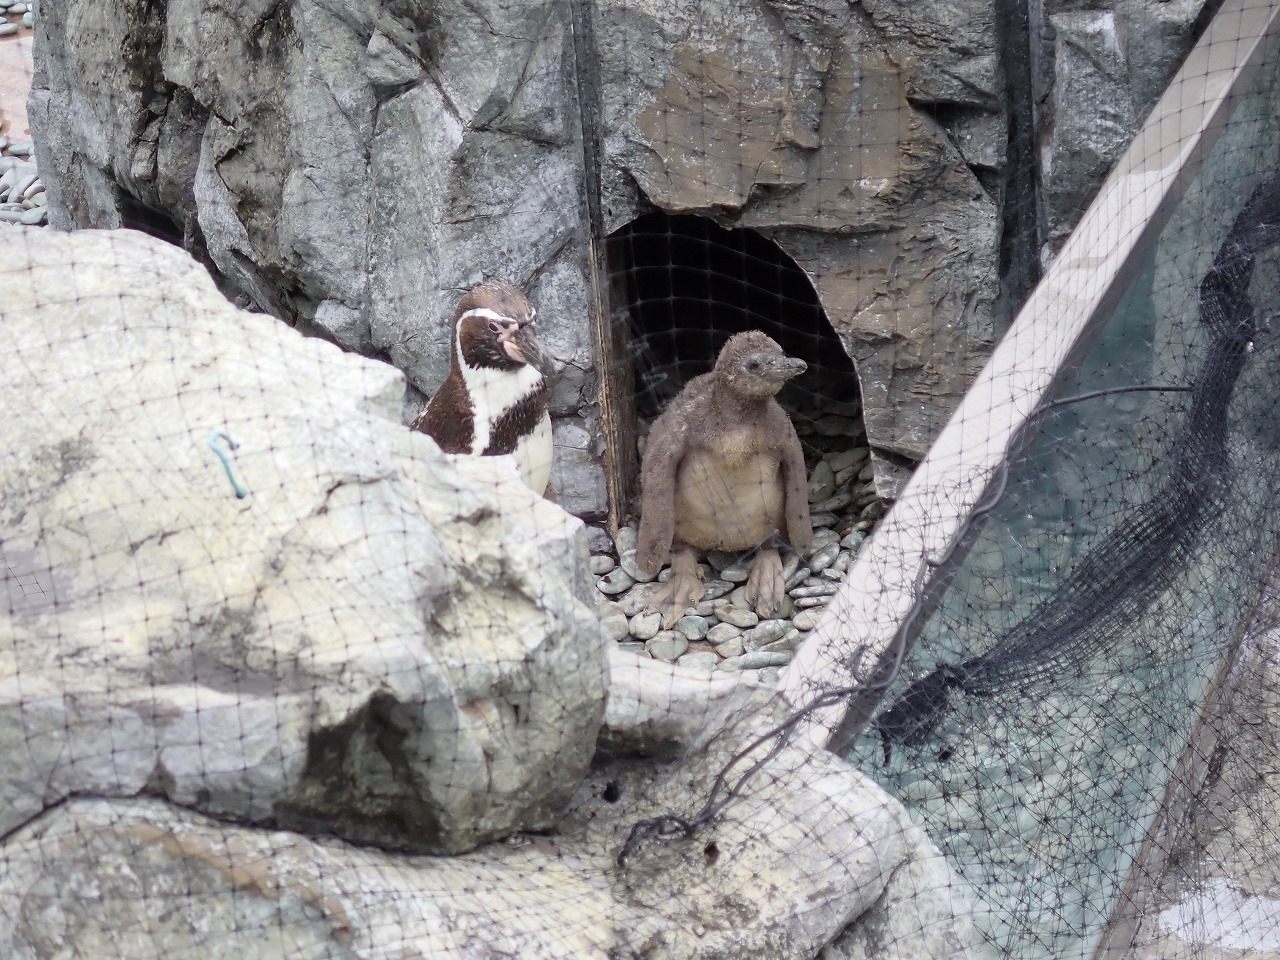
[4, 0, 1280, 958]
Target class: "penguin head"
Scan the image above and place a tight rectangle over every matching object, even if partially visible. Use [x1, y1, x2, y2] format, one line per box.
[715, 330, 807, 398]
[452, 282, 541, 372]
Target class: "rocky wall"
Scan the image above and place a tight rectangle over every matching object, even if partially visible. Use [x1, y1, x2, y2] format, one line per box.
[27, 0, 1212, 514]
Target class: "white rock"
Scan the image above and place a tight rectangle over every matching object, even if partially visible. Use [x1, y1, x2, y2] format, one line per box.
[809, 541, 842, 572]
[600, 611, 630, 643]
[365, 28, 423, 86]
[826, 447, 867, 473]
[619, 548, 657, 583]
[0, 658, 960, 960]
[715, 603, 759, 628]
[781, 551, 801, 581]
[785, 565, 811, 590]
[808, 459, 836, 502]
[759, 628, 801, 654]
[628, 610, 663, 640]
[793, 609, 823, 631]
[597, 567, 636, 595]
[589, 554, 615, 575]
[644, 631, 688, 662]
[621, 583, 661, 617]
[718, 651, 792, 671]
[706, 622, 743, 645]
[675, 616, 708, 641]
[9, 174, 36, 202]
[841, 530, 867, 552]
[613, 524, 638, 556]
[812, 528, 842, 551]
[821, 552, 852, 580]
[701, 578, 734, 600]
[0, 229, 606, 856]
[743, 620, 791, 650]
[715, 636, 746, 659]
[792, 580, 838, 599]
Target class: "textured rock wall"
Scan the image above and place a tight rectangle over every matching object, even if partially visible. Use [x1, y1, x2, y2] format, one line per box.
[30, 0, 611, 520]
[596, 0, 1003, 459]
[1033, 0, 1214, 257]
[27, 0, 1212, 505]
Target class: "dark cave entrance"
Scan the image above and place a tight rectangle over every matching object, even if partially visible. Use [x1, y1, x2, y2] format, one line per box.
[604, 212, 866, 516]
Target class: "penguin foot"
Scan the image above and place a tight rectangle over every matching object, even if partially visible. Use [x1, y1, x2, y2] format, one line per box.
[650, 545, 703, 628]
[743, 547, 785, 619]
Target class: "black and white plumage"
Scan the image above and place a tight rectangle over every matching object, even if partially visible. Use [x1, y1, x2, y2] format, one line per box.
[411, 283, 553, 496]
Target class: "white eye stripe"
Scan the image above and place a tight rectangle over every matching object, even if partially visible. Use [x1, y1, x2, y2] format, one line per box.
[458, 308, 516, 325]
[457, 306, 537, 327]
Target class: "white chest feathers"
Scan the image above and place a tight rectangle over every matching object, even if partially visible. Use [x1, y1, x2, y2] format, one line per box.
[457, 349, 551, 494]
[514, 411, 554, 496]
[458, 357, 543, 454]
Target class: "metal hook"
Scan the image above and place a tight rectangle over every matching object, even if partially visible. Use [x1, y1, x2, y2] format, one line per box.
[208, 431, 248, 499]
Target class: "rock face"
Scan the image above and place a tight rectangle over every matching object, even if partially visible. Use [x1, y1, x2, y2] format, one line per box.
[0, 226, 606, 856]
[596, 0, 1001, 459]
[29, 0, 610, 520]
[27, 0, 1210, 503]
[0, 670, 974, 959]
[1035, 0, 1211, 256]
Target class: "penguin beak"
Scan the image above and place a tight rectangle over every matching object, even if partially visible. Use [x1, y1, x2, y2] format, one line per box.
[497, 322, 529, 364]
[499, 317, 544, 368]
[776, 356, 807, 380]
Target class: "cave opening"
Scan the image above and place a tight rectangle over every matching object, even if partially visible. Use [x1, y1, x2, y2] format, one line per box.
[114, 189, 186, 248]
[604, 212, 867, 506]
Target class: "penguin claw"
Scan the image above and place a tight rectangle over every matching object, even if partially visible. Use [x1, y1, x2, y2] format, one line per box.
[743, 548, 785, 619]
[646, 546, 703, 629]
[652, 574, 704, 629]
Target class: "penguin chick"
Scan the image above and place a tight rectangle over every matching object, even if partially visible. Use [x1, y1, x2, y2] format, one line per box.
[412, 283, 553, 496]
[636, 331, 813, 627]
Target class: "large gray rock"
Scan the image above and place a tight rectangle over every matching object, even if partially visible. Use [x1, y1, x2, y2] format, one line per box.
[30, 0, 606, 514]
[27, 0, 1209, 484]
[0, 674, 973, 959]
[0, 226, 606, 855]
[27, 0, 1001, 479]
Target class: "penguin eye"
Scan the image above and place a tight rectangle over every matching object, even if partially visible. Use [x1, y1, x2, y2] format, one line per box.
[748, 360, 760, 372]
[488, 320, 502, 334]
